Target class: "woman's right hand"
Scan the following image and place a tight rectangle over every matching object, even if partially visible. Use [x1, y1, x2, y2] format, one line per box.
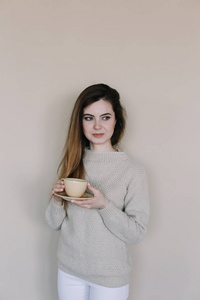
[51, 180, 65, 205]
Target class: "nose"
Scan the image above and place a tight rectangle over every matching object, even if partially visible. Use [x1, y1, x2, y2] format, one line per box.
[94, 119, 101, 129]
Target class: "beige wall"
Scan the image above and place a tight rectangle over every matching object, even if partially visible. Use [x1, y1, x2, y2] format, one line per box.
[1, 1, 200, 299]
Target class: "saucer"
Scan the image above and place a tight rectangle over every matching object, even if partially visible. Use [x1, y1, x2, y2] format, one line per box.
[53, 191, 93, 201]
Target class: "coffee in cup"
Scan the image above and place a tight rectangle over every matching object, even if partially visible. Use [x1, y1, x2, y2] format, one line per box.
[62, 178, 87, 198]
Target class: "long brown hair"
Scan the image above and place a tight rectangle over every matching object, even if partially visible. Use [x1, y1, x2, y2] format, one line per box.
[58, 83, 126, 180]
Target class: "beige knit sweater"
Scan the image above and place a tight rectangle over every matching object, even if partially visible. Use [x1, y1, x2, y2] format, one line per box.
[45, 149, 149, 288]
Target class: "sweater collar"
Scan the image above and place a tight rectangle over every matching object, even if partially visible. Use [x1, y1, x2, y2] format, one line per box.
[83, 148, 128, 162]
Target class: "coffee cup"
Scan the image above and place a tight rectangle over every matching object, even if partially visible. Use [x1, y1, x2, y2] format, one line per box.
[62, 178, 87, 198]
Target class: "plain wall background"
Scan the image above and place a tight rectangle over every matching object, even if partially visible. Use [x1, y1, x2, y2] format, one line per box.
[1, 1, 200, 299]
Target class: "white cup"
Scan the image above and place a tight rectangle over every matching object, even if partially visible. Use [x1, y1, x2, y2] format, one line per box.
[62, 178, 87, 198]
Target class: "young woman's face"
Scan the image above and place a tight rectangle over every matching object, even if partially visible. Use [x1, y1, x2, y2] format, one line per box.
[82, 99, 116, 151]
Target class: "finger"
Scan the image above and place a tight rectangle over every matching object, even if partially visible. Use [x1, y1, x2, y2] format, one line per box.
[53, 182, 65, 188]
[70, 200, 84, 207]
[59, 180, 65, 185]
[52, 184, 64, 189]
[71, 199, 91, 205]
[71, 200, 93, 209]
[79, 198, 94, 204]
[56, 179, 64, 183]
[53, 186, 64, 191]
[84, 205, 91, 209]
[87, 183, 99, 194]
[52, 186, 65, 194]
[79, 203, 91, 209]
[53, 186, 64, 190]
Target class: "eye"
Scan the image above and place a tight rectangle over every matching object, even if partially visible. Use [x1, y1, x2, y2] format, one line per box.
[102, 116, 111, 121]
[84, 116, 93, 121]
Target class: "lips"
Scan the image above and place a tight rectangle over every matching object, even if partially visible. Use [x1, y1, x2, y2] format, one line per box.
[92, 133, 104, 138]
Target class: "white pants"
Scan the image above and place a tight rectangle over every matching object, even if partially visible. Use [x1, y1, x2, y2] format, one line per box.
[57, 269, 129, 300]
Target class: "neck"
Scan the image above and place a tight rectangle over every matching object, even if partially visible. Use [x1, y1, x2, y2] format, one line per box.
[89, 142, 117, 152]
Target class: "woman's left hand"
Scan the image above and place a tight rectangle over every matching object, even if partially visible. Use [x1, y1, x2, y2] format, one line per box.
[71, 183, 109, 209]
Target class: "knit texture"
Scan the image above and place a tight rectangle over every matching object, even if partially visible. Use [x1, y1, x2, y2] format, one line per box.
[45, 149, 149, 288]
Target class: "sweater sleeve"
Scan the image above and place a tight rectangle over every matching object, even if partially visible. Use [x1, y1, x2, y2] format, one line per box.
[98, 169, 150, 245]
[45, 198, 67, 231]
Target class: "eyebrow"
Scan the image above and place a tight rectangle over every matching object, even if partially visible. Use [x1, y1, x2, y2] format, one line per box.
[83, 113, 112, 117]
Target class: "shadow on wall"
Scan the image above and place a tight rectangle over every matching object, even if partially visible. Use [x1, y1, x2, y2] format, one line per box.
[39, 93, 79, 298]
[21, 94, 76, 299]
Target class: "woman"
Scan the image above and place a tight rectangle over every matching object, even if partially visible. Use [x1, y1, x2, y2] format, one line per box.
[45, 83, 149, 300]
